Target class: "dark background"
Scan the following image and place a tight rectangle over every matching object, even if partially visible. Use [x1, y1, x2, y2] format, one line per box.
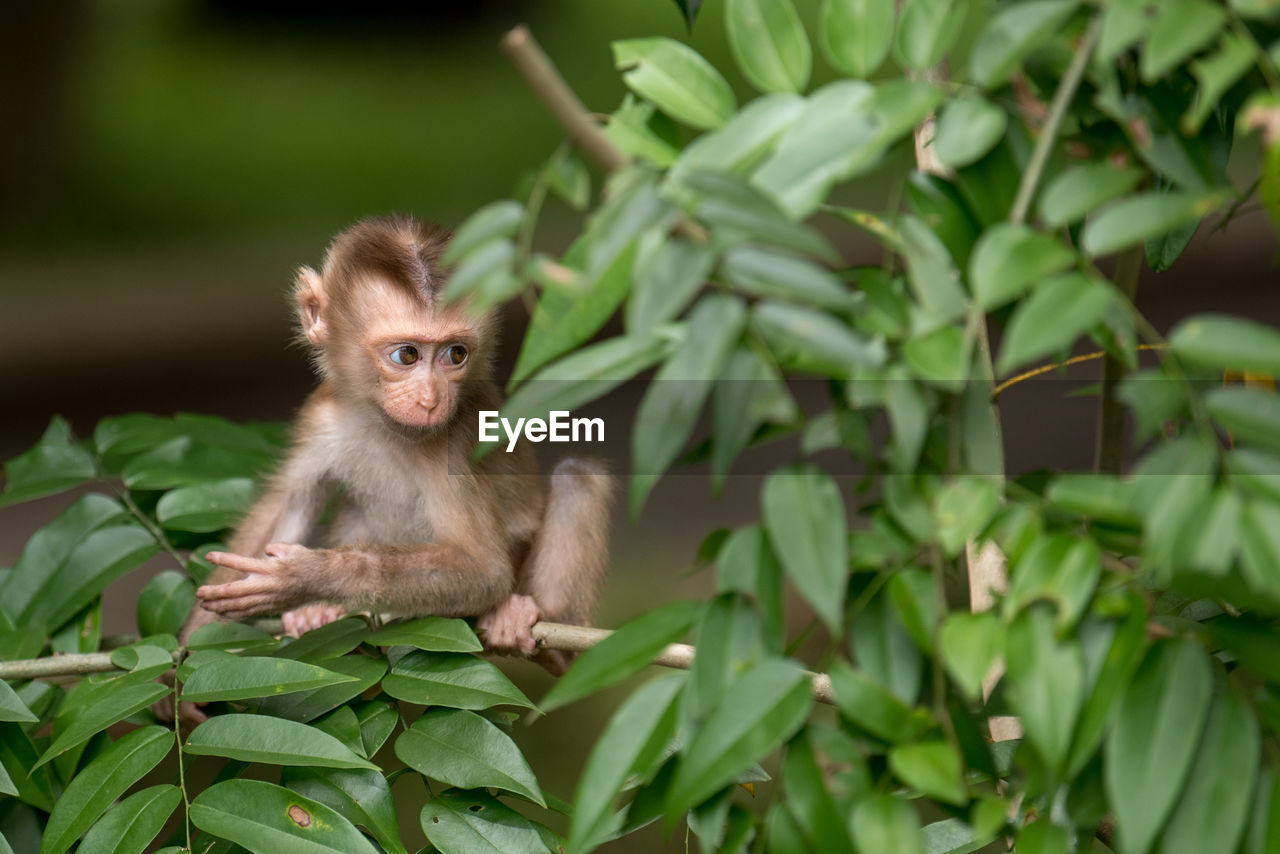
[1, 1, 1277, 850]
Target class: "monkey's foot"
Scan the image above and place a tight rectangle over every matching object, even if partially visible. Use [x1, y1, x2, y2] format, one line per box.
[282, 603, 347, 637]
[478, 594, 540, 657]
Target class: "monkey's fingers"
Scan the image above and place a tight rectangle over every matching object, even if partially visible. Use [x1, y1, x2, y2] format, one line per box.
[205, 551, 282, 575]
[199, 592, 278, 618]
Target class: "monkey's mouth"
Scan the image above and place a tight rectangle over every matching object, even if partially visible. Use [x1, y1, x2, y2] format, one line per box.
[379, 409, 450, 438]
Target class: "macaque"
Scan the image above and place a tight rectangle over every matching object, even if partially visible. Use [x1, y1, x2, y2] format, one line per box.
[160, 216, 612, 723]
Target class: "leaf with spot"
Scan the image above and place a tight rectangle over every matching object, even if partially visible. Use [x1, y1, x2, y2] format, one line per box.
[189, 779, 379, 854]
[421, 790, 555, 854]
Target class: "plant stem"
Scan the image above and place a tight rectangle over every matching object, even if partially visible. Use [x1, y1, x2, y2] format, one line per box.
[502, 26, 630, 173]
[1095, 246, 1143, 474]
[104, 476, 187, 569]
[173, 667, 193, 852]
[1009, 15, 1103, 226]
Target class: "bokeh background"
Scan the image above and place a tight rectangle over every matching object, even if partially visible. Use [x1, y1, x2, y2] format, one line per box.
[1, 1, 1278, 850]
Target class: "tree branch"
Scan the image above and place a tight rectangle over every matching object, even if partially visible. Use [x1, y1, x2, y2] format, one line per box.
[2, 620, 836, 705]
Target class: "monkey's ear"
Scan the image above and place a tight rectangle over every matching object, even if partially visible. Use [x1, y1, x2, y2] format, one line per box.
[294, 266, 328, 345]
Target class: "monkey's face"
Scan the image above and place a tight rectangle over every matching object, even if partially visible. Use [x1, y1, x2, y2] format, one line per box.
[343, 284, 479, 431]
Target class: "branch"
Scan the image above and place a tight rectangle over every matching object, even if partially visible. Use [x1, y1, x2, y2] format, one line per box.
[502, 26, 630, 173]
[2, 620, 835, 705]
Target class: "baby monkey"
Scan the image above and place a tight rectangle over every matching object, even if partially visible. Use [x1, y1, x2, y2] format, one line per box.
[175, 216, 612, 699]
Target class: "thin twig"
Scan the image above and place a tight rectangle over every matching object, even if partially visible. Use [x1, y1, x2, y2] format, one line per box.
[1009, 15, 1103, 225]
[502, 26, 630, 173]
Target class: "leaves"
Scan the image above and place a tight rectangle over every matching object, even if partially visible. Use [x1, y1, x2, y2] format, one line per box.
[666, 658, 812, 814]
[969, 223, 1077, 311]
[1106, 640, 1213, 854]
[0, 417, 96, 508]
[396, 709, 545, 805]
[78, 785, 181, 854]
[1081, 191, 1223, 257]
[820, 0, 894, 77]
[185, 714, 378, 770]
[420, 790, 553, 854]
[933, 96, 1007, 170]
[1141, 0, 1226, 82]
[1170, 314, 1280, 376]
[189, 779, 379, 854]
[382, 651, 533, 710]
[181, 651, 358, 703]
[888, 740, 967, 806]
[897, 0, 967, 70]
[725, 0, 811, 93]
[156, 477, 257, 532]
[613, 38, 736, 130]
[284, 766, 406, 854]
[38, 727, 172, 854]
[136, 570, 196, 638]
[541, 600, 700, 712]
[1039, 164, 1146, 228]
[762, 466, 849, 631]
[997, 273, 1114, 375]
[366, 616, 482, 653]
[970, 0, 1079, 89]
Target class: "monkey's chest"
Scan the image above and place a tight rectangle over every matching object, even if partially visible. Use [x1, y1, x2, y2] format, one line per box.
[330, 445, 442, 546]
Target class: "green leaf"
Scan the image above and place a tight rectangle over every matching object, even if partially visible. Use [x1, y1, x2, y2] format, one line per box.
[934, 477, 1001, 556]
[969, 224, 1077, 311]
[1005, 534, 1101, 630]
[382, 650, 533, 710]
[367, 616, 481, 652]
[970, 0, 1079, 89]
[722, 246, 857, 311]
[997, 273, 1114, 375]
[605, 96, 681, 167]
[711, 347, 799, 490]
[541, 600, 700, 712]
[1157, 691, 1259, 854]
[850, 795, 925, 854]
[1171, 314, 1280, 375]
[0, 723, 57, 810]
[750, 80, 879, 217]
[187, 620, 279, 652]
[1106, 640, 1213, 854]
[1, 493, 123, 621]
[121, 436, 273, 490]
[933, 96, 1007, 170]
[38, 726, 172, 854]
[0, 681, 36, 724]
[512, 239, 635, 385]
[670, 93, 804, 184]
[783, 729, 855, 852]
[500, 331, 678, 433]
[632, 294, 747, 513]
[545, 151, 590, 211]
[666, 658, 812, 814]
[1208, 386, 1280, 452]
[273, 616, 370, 662]
[569, 674, 684, 853]
[829, 663, 929, 743]
[1185, 34, 1254, 133]
[38, 678, 169, 768]
[1141, 0, 1226, 82]
[136, 570, 196, 638]
[852, 590, 923, 704]
[1039, 164, 1146, 229]
[613, 38, 736, 130]
[726, 0, 811, 93]
[898, 214, 969, 329]
[23, 522, 157, 631]
[752, 301, 887, 377]
[396, 708, 545, 806]
[674, 0, 704, 29]
[156, 477, 257, 533]
[253, 654, 388, 723]
[355, 699, 399, 758]
[889, 740, 967, 806]
[1240, 497, 1280, 599]
[420, 790, 553, 854]
[1016, 820, 1069, 854]
[189, 779, 379, 854]
[78, 785, 181, 854]
[820, 0, 894, 77]
[940, 611, 1005, 702]
[626, 236, 714, 334]
[440, 239, 517, 310]
[1005, 607, 1085, 776]
[1098, 0, 1157, 62]
[1045, 474, 1140, 526]
[1081, 191, 1223, 257]
[441, 200, 523, 265]
[0, 417, 96, 507]
[904, 323, 970, 392]
[181, 651, 358, 703]
[185, 715, 377, 770]
[762, 466, 848, 631]
[897, 0, 967, 70]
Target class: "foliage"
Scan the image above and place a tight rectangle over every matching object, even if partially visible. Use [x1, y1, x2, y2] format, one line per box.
[5, 0, 1280, 852]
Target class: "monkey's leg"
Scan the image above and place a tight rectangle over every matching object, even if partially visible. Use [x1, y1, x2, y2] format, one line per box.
[481, 458, 614, 674]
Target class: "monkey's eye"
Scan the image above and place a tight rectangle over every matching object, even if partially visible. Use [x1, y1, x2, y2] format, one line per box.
[389, 346, 420, 366]
[442, 344, 469, 366]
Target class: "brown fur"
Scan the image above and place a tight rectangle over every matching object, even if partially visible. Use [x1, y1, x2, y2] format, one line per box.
[164, 216, 614, 724]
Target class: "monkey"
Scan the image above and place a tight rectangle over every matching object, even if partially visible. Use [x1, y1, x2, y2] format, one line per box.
[157, 216, 613, 724]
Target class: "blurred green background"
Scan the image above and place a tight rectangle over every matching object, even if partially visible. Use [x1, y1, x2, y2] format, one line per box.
[1, 1, 1278, 850]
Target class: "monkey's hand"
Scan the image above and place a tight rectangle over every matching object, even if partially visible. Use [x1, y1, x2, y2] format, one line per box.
[199, 542, 322, 619]
[282, 604, 347, 637]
